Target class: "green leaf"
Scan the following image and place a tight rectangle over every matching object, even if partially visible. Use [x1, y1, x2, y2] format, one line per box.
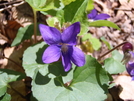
[32, 55, 110, 101]
[61, 0, 76, 5]
[104, 50, 125, 74]
[41, 10, 57, 16]
[82, 34, 101, 50]
[60, 0, 90, 35]
[86, 0, 94, 12]
[78, 21, 89, 36]
[0, 69, 25, 97]
[0, 73, 8, 97]
[23, 42, 47, 78]
[26, 0, 60, 11]
[112, 50, 124, 61]
[63, 0, 88, 22]
[11, 24, 40, 46]
[72, 55, 110, 86]
[56, 10, 65, 26]
[89, 20, 120, 30]
[0, 93, 11, 101]
[0, 69, 26, 82]
[26, 0, 47, 8]
[46, 17, 60, 27]
[100, 36, 112, 50]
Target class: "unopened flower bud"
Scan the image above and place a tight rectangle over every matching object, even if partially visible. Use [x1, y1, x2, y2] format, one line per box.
[122, 42, 133, 53]
[122, 42, 134, 80]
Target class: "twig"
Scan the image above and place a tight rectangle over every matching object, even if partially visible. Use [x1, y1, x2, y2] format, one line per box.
[98, 41, 127, 60]
[0, 1, 24, 12]
[114, 8, 133, 11]
[0, 0, 23, 6]
[0, 55, 24, 71]
[33, 9, 37, 44]
[0, 33, 9, 42]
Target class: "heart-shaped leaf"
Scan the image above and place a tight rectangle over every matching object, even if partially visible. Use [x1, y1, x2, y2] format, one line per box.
[0, 93, 11, 101]
[63, 0, 90, 35]
[104, 50, 125, 74]
[0, 69, 25, 97]
[11, 24, 40, 46]
[26, 0, 60, 11]
[32, 55, 111, 101]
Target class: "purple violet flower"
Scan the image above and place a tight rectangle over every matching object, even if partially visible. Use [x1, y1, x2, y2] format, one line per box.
[122, 42, 134, 80]
[87, 9, 110, 21]
[39, 22, 85, 72]
[126, 51, 134, 80]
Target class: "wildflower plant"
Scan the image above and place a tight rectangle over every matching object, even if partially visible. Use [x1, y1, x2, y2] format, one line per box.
[122, 42, 134, 80]
[39, 22, 85, 72]
[0, 0, 129, 101]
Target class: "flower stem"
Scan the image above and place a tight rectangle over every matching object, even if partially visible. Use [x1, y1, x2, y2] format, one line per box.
[33, 9, 37, 44]
[98, 41, 128, 60]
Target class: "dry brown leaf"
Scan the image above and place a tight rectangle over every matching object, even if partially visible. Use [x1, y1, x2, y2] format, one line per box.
[119, 0, 134, 21]
[1, 41, 32, 72]
[7, 80, 27, 101]
[5, 20, 23, 43]
[114, 74, 134, 100]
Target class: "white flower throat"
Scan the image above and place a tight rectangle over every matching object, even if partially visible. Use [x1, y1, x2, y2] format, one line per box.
[61, 43, 68, 53]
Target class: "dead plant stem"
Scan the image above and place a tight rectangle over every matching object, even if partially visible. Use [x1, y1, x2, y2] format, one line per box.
[0, 55, 24, 71]
[33, 9, 37, 44]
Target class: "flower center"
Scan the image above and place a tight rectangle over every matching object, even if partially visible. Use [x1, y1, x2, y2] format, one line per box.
[61, 43, 68, 53]
[88, 19, 94, 22]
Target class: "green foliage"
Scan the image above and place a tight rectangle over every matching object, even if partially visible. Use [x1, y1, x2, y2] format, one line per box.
[63, 0, 88, 22]
[104, 50, 125, 74]
[6, 0, 126, 100]
[11, 24, 40, 46]
[0, 69, 26, 81]
[0, 73, 9, 97]
[72, 55, 110, 86]
[86, 0, 94, 12]
[26, 0, 60, 11]
[46, 17, 60, 27]
[63, 0, 89, 35]
[31, 55, 110, 101]
[0, 69, 25, 98]
[101, 36, 112, 50]
[23, 42, 75, 84]
[100, 37, 125, 74]
[22, 41, 111, 101]
[56, 10, 65, 26]
[61, 0, 76, 5]
[89, 20, 120, 30]
[0, 93, 11, 101]
[82, 34, 101, 50]
[23, 42, 47, 78]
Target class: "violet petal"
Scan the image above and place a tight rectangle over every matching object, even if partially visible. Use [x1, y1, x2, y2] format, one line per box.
[62, 22, 80, 45]
[39, 24, 61, 45]
[94, 13, 110, 20]
[42, 45, 61, 63]
[61, 52, 72, 72]
[87, 9, 97, 19]
[130, 69, 134, 76]
[131, 76, 134, 81]
[70, 46, 85, 67]
[129, 51, 134, 59]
